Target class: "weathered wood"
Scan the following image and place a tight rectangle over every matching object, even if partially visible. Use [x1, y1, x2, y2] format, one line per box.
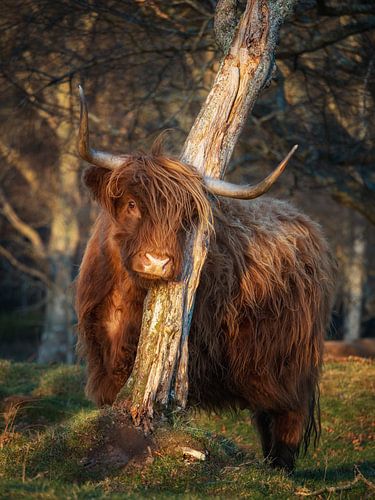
[123, 0, 297, 431]
[119, 282, 185, 432]
[182, 0, 296, 177]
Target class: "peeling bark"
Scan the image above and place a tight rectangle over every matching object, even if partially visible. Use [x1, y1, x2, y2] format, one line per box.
[123, 0, 297, 431]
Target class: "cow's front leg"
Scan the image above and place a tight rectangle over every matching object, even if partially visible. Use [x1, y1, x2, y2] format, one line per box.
[91, 321, 140, 405]
[85, 343, 137, 406]
[84, 346, 120, 406]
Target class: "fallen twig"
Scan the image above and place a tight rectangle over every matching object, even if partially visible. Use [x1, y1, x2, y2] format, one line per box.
[354, 465, 375, 491]
[296, 465, 375, 497]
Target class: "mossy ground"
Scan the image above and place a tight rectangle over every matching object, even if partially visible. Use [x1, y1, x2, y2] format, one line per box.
[0, 358, 374, 499]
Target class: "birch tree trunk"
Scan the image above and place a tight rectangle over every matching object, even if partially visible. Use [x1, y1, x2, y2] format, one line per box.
[119, 0, 297, 430]
[342, 220, 366, 342]
[38, 83, 80, 363]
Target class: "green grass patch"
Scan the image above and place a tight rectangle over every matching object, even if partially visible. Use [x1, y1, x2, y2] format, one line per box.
[0, 359, 374, 498]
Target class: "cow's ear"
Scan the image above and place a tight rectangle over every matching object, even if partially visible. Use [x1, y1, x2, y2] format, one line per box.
[82, 166, 111, 202]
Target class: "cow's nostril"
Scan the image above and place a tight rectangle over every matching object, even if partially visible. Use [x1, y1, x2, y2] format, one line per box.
[145, 253, 170, 270]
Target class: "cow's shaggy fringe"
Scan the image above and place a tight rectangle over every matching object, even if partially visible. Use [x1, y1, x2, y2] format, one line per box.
[76, 149, 336, 471]
[106, 147, 213, 237]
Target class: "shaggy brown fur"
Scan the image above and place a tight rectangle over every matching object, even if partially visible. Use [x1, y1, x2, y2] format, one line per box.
[76, 148, 336, 472]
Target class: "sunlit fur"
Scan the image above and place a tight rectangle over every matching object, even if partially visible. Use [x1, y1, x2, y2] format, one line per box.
[76, 148, 336, 472]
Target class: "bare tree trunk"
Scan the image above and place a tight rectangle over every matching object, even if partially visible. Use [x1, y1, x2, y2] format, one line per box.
[342, 219, 366, 342]
[38, 84, 80, 363]
[37, 179, 79, 363]
[37, 152, 79, 363]
[119, 0, 297, 430]
[37, 239, 78, 363]
[39, 268, 75, 363]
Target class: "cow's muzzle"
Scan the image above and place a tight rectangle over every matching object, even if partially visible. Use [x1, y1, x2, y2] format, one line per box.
[132, 252, 173, 279]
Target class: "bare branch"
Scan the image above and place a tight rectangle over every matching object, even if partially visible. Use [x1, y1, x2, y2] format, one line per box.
[0, 140, 39, 192]
[0, 244, 51, 288]
[296, 477, 360, 496]
[316, 0, 375, 16]
[0, 189, 46, 259]
[296, 465, 375, 496]
[182, 0, 296, 177]
[214, 0, 240, 52]
[177, 0, 213, 17]
[278, 17, 375, 59]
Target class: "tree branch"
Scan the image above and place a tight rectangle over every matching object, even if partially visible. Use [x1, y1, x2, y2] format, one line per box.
[303, 159, 375, 225]
[0, 140, 39, 192]
[0, 189, 46, 259]
[0, 244, 51, 288]
[182, 0, 296, 177]
[278, 17, 375, 59]
[296, 465, 375, 497]
[316, 0, 375, 16]
[214, 0, 242, 52]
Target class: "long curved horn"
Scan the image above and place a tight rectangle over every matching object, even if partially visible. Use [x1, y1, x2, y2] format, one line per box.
[204, 145, 298, 199]
[78, 85, 126, 169]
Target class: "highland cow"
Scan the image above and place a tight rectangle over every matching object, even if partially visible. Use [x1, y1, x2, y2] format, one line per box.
[76, 88, 336, 472]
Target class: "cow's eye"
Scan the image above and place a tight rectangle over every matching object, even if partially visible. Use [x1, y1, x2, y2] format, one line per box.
[127, 200, 137, 211]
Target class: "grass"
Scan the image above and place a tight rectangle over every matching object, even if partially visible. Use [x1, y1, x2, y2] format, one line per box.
[0, 358, 374, 498]
[0, 312, 42, 361]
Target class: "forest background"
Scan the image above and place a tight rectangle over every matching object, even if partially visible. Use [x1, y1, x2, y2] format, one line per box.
[0, 0, 374, 363]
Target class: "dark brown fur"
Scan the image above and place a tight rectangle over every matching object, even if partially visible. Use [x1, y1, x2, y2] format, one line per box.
[76, 148, 336, 471]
